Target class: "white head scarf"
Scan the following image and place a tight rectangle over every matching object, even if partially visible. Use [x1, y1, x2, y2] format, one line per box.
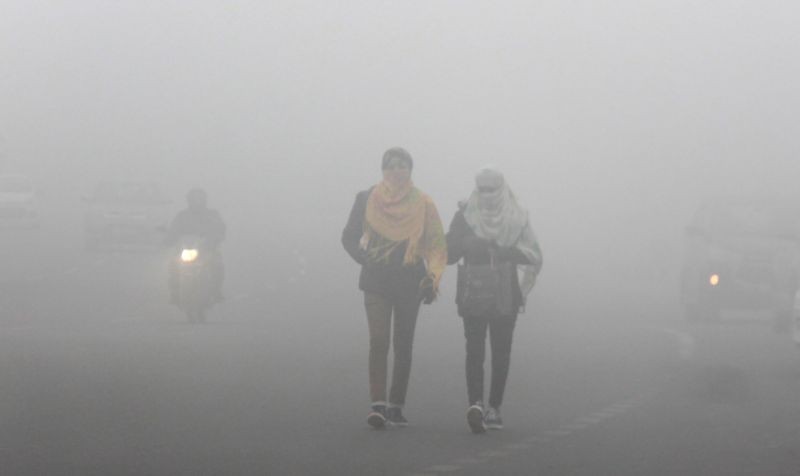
[463, 167, 527, 247]
[463, 166, 542, 301]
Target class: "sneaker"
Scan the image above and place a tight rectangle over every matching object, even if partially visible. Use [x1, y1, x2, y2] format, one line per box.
[386, 406, 408, 427]
[367, 404, 387, 430]
[484, 407, 503, 430]
[467, 404, 486, 434]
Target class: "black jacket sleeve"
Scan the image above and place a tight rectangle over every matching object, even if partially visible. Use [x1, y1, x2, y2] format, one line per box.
[342, 190, 369, 265]
[446, 209, 470, 265]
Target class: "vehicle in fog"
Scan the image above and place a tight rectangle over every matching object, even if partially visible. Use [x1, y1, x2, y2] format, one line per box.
[681, 197, 800, 327]
[0, 174, 39, 229]
[793, 289, 800, 347]
[173, 235, 216, 324]
[82, 180, 171, 250]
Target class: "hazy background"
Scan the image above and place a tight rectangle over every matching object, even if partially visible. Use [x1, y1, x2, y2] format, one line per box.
[2, 0, 800, 305]
[3, 3, 800, 474]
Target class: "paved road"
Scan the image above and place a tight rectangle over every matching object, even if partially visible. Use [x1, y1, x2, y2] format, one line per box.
[2, 225, 800, 475]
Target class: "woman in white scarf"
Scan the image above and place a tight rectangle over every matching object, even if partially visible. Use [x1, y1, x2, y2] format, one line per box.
[446, 166, 543, 433]
[463, 167, 542, 300]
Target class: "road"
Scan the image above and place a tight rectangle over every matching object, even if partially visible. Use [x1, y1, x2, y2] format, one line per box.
[2, 222, 800, 475]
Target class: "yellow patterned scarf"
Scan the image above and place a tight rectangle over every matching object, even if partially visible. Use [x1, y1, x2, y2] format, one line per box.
[362, 180, 447, 289]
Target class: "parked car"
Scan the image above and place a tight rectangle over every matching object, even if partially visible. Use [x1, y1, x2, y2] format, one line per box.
[83, 180, 171, 250]
[681, 197, 800, 328]
[0, 174, 39, 229]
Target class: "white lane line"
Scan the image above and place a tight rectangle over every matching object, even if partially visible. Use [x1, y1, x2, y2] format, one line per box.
[542, 429, 573, 438]
[559, 422, 591, 431]
[504, 443, 529, 451]
[406, 394, 652, 476]
[592, 411, 618, 419]
[575, 416, 606, 425]
[480, 450, 511, 458]
[523, 435, 552, 444]
[424, 465, 461, 472]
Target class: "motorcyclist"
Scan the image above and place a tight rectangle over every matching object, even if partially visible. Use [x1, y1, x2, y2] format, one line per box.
[165, 188, 226, 304]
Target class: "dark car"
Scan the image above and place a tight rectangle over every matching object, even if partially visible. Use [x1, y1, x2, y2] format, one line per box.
[83, 180, 171, 250]
[681, 198, 800, 327]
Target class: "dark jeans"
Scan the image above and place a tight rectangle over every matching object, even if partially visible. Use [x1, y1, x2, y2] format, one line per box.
[364, 292, 422, 407]
[463, 314, 517, 409]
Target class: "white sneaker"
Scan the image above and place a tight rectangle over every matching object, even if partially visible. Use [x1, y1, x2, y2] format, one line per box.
[484, 407, 503, 430]
[467, 404, 486, 434]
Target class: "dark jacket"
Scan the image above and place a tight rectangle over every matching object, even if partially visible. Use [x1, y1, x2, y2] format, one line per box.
[446, 208, 532, 315]
[165, 208, 226, 248]
[342, 189, 427, 300]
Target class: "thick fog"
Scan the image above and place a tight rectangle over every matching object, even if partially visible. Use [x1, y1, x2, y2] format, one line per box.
[2, 1, 800, 474]
[4, 2, 799, 296]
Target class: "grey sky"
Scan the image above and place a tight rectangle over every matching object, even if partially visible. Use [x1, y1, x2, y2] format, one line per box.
[2, 1, 799, 282]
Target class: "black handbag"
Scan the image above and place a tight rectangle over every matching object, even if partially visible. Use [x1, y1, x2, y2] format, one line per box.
[456, 250, 515, 318]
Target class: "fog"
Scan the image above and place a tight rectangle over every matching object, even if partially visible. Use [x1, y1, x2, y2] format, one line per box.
[2, 1, 800, 474]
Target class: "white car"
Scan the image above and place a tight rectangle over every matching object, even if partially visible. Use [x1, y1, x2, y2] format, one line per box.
[0, 174, 39, 229]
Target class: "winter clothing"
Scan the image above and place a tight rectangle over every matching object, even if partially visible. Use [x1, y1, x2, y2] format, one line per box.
[342, 163, 446, 412]
[364, 292, 421, 406]
[463, 166, 541, 298]
[447, 168, 542, 412]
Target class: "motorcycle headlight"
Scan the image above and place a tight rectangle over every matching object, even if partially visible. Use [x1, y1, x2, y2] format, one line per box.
[709, 273, 720, 286]
[181, 249, 199, 262]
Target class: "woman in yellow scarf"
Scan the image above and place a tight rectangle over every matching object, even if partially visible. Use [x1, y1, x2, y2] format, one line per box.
[342, 147, 447, 429]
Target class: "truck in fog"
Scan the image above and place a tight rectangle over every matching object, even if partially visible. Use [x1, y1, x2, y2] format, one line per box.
[681, 197, 800, 329]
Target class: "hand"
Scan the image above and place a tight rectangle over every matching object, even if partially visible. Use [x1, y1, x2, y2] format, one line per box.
[418, 275, 437, 305]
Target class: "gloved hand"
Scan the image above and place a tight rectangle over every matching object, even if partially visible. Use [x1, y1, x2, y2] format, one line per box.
[418, 275, 437, 305]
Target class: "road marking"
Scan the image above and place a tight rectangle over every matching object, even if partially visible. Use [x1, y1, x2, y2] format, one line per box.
[575, 416, 605, 425]
[542, 429, 573, 438]
[559, 422, 591, 431]
[423, 465, 461, 472]
[504, 443, 529, 450]
[406, 394, 651, 476]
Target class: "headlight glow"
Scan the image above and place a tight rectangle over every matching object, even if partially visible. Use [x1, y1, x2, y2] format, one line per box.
[181, 249, 199, 262]
[709, 274, 720, 286]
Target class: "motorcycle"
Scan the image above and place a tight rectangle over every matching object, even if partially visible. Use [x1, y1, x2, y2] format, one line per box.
[174, 236, 215, 324]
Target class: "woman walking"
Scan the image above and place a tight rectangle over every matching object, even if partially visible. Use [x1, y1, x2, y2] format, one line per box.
[342, 147, 447, 429]
[446, 166, 542, 433]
